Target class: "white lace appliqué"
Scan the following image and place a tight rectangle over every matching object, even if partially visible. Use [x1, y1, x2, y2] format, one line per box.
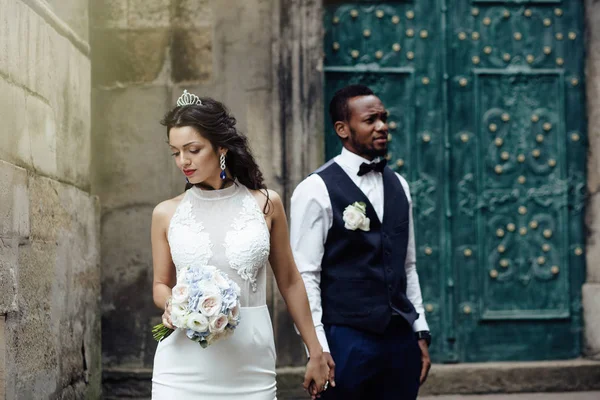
[168, 200, 213, 271]
[224, 196, 270, 292]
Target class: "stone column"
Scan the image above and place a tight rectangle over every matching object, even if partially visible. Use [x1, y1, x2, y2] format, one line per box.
[271, 0, 326, 367]
[584, 0, 600, 361]
[0, 1, 101, 398]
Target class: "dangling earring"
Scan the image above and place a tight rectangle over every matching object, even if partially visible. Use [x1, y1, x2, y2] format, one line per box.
[219, 153, 227, 180]
[185, 177, 190, 184]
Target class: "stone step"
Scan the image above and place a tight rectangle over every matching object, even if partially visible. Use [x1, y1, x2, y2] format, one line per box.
[103, 359, 600, 399]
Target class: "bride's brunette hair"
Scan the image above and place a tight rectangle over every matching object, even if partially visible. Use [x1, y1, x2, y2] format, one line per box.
[161, 97, 271, 213]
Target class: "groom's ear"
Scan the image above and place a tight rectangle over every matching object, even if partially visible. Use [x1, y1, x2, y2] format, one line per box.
[334, 121, 349, 140]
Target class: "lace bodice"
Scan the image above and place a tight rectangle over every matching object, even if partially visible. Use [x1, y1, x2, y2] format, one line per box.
[168, 182, 270, 307]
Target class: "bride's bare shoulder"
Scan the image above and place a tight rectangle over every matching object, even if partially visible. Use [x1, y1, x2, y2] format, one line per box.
[248, 188, 282, 216]
[152, 193, 186, 225]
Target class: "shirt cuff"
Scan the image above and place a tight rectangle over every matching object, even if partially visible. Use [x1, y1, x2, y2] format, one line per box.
[412, 315, 430, 333]
[304, 325, 331, 357]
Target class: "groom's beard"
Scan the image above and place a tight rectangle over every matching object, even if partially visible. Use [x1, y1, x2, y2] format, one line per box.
[349, 127, 387, 159]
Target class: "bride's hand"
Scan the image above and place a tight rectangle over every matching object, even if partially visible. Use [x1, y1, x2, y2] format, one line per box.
[303, 352, 330, 399]
[162, 296, 174, 329]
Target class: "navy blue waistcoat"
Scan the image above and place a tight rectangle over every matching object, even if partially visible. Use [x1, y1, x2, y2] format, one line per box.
[315, 161, 418, 334]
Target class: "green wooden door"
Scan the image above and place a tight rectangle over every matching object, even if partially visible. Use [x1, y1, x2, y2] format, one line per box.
[323, 0, 586, 362]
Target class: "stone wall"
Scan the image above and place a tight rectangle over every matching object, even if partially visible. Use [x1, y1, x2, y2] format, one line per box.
[92, 1, 299, 395]
[0, 1, 101, 399]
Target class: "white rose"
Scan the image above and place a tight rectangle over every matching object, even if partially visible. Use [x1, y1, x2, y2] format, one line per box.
[209, 314, 229, 333]
[199, 294, 222, 317]
[343, 204, 370, 231]
[358, 217, 370, 231]
[186, 312, 209, 332]
[170, 303, 189, 328]
[171, 284, 190, 305]
[228, 305, 240, 325]
[198, 281, 220, 297]
[213, 271, 229, 289]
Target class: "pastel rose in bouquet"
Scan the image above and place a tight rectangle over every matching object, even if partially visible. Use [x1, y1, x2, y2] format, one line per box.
[152, 265, 241, 348]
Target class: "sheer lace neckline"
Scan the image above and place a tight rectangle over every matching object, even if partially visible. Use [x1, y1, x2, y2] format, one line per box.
[189, 181, 240, 200]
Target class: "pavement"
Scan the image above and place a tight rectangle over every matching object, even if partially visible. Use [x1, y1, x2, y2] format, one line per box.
[419, 392, 600, 400]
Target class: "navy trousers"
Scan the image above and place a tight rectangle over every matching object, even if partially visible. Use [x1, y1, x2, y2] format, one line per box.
[320, 317, 421, 400]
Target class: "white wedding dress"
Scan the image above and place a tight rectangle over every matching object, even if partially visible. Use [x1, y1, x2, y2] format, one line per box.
[152, 183, 277, 399]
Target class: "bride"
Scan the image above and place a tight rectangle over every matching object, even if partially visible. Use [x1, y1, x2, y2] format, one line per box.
[150, 90, 331, 399]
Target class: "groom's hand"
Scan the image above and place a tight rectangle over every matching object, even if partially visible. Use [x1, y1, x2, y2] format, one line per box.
[418, 340, 431, 384]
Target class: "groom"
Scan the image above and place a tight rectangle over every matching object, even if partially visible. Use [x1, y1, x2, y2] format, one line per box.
[290, 85, 431, 399]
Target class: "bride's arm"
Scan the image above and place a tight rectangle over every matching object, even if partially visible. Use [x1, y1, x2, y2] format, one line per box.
[267, 190, 322, 355]
[151, 201, 177, 315]
[266, 190, 329, 395]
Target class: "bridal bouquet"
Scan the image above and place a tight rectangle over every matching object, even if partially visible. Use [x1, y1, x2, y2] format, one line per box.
[152, 265, 241, 348]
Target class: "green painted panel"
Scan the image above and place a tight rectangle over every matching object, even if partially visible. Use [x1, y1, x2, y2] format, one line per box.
[324, 0, 586, 362]
[448, 0, 585, 362]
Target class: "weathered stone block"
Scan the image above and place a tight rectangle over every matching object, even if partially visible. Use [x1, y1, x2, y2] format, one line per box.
[0, 81, 31, 170]
[90, 0, 128, 29]
[171, 28, 213, 83]
[27, 94, 59, 177]
[29, 174, 98, 251]
[128, 0, 170, 28]
[56, 50, 92, 189]
[0, 4, 91, 188]
[92, 29, 169, 86]
[0, 1, 53, 100]
[0, 160, 29, 238]
[0, 1, 27, 86]
[583, 283, 600, 360]
[91, 86, 174, 209]
[173, 0, 212, 27]
[0, 79, 73, 181]
[11, 241, 59, 377]
[0, 238, 18, 315]
[29, 178, 71, 243]
[45, 0, 90, 42]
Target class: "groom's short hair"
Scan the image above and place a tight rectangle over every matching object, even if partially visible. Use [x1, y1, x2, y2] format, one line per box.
[329, 85, 375, 126]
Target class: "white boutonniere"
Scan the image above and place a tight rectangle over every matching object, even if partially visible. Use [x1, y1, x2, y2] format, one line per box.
[343, 201, 370, 232]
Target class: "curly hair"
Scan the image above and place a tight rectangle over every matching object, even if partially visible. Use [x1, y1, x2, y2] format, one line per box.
[161, 97, 271, 213]
[329, 84, 374, 126]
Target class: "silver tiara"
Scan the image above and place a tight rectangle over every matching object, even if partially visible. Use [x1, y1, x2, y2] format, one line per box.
[176, 90, 202, 107]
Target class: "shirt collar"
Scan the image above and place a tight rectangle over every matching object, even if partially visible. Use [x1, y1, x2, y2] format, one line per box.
[338, 147, 380, 174]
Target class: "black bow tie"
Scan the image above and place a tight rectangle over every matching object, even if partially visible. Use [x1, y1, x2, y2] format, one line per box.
[357, 159, 387, 176]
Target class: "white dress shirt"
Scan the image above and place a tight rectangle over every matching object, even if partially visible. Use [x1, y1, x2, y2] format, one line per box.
[290, 148, 429, 354]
